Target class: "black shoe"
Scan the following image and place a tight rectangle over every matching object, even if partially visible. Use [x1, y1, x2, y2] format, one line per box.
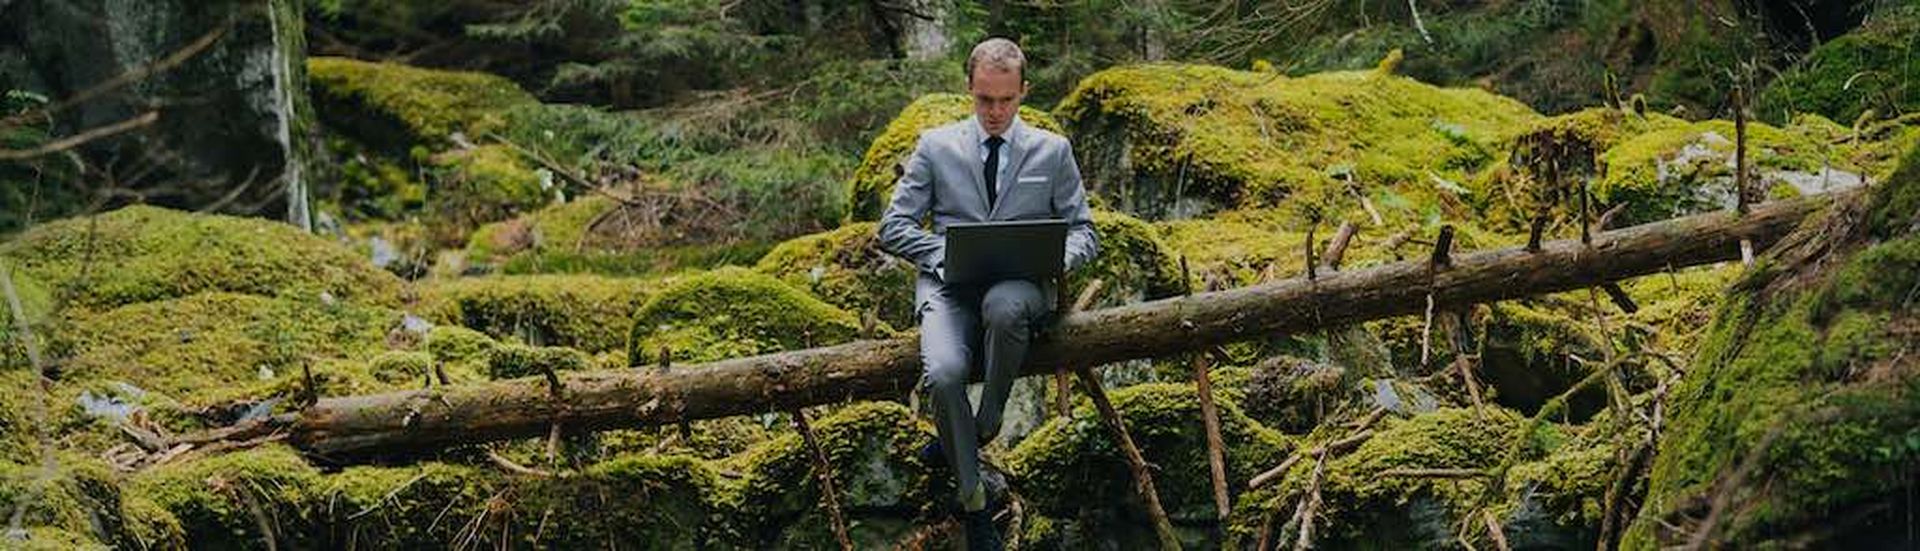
[963, 508, 1002, 551]
[919, 440, 945, 469]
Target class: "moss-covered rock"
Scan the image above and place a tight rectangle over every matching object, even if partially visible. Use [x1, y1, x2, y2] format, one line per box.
[627, 267, 871, 365]
[846, 93, 1062, 222]
[1758, 6, 1920, 126]
[516, 453, 724, 548]
[307, 56, 537, 148]
[1007, 382, 1292, 534]
[317, 461, 499, 548]
[0, 206, 403, 310]
[713, 402, 934, 547]
[423, 324, 497, 367]
[754, 221, 917, 329]
[1621, 145, 1920, 548]
[1069, 211, 1186, 307]
[425, 144, 552, 244]
[1058, 63, 1538, 221]
[127, 446, 324, 550]
[419, 274, 663, 354]
[484, 343, 590, 380]
[366, 350, 432, 385]
[52, 292, 399, 414]
[463, 195, 617, 267]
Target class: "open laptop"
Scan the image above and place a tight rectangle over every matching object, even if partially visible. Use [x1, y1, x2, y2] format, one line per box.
[942, 219, 1069, 285]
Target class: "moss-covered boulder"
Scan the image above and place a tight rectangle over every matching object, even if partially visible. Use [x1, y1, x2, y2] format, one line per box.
[484, 343, 591, 380]
[424, 144, 551, 244]
[0, 206, 403, 310]
[463, 194, 776, 278]
[1758, 5, 1920, 126]
[317, 461, 499, 548]
[1007, 382, 1291, 544]
[754, 221, 916, 328]
[1, 454, 184, 550]
[627, 267, 871, 365]
[713, 402, 935, 548]
[419, 274, 663, 354]
[126, 446, 325, 549]
[1620, 145, 1920, 548]
[1057, 63, 1538, 221]
[1069, 211, 1186, 307]
[52, 292, 399, 414]
[846, 93, 1062, 222]
[307, 56, 537, 148]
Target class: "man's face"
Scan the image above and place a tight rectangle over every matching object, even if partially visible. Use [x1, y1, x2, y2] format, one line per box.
[968, 66, 1027, 137]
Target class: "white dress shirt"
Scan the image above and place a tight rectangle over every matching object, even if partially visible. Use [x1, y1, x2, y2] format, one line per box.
[972, 116, 1022, 196]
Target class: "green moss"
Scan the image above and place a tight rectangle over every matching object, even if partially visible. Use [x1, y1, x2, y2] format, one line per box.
[1593, 118, 1840, 226]
[713, 402, 932, 546]
[464, 195, 618, 266]
[319, 462, 498, 548]
[127, 446, 323, 550]
[423, 325, 497, 367]
[426, 144, 551, 243]
[366, 350, 431, 385]
[419, 274, 664, 353]
[628, 267, 870, 365]
[1757, 7, 1920, 125]
[519, 453, 723, 548]
[754, 221, 916, 329]
[484, 343, 590, 380]
[1622, 169, 1920, 547]
[307, 56, 537, 145]
[1057, 63, 1538, 221]
[1007, 382, 1292, 523]
[53, 292, 398, 412]
[1069, 211, 1186, 306]
[845, 93, 1062, 222]
[497, 240, 775, 278]
[0, 206, 403, 310]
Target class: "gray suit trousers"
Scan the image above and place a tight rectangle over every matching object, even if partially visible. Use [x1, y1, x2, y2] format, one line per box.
[919, 277, 1048, 504]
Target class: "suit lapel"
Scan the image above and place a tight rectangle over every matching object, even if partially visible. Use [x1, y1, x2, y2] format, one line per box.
[988, 120, 1030, 220]
[962, 118, 991, 221]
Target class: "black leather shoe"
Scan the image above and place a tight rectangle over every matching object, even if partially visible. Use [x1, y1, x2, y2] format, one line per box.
[963, 508, 1002, 551]
[919, 440, 945, 469]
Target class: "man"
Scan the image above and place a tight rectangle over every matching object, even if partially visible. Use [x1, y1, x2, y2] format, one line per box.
[875, 37, 1099, 549]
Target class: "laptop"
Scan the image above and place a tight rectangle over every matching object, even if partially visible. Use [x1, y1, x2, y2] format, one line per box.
[942, 219, 1069, 285]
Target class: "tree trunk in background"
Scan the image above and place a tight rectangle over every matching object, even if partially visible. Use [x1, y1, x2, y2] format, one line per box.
[0, 0, 316, 228]
[282, 191, 1843, 462]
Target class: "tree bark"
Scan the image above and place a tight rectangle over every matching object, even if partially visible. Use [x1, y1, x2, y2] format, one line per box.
[286, 192, 1841, 461]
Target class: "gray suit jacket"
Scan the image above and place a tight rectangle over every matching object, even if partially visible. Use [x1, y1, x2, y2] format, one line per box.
[877, 116, 1100, 313]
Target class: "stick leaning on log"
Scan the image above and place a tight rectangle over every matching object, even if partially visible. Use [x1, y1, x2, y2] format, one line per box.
[269, 191, 1841, 461]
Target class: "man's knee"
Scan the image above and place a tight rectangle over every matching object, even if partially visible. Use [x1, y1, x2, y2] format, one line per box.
[982, 280, 1042, 329]
[922, 349, 970, 390]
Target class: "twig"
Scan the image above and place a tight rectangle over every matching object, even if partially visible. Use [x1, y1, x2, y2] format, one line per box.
[1483, 509, 1510, 551]
[1292, 450, 1329, 551]
[1193, 351, 1231, 522]
[1073, 366, 1181, 550]
[0, 111, 159, 161]
[1596, 201, 1631, 231]
[1305, 225, 1317, 281]
[1321, 221, 1358, 270]
[1429, 225, 1456, 269]
[0, 22, 226, 128]
[1056, 279, 1106, 419]
[487, 450, 553, 477]
[1249, 429, 1375, 490]
[1420, 293, 1437, 367]
[3, 263, 58, 535]
[793, 409, 854, 551]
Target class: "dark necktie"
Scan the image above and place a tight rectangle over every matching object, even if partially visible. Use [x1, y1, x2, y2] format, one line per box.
[984, 135, 1005, 209]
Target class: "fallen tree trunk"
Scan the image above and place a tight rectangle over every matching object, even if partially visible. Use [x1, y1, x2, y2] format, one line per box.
[288, 192, 1843, 461]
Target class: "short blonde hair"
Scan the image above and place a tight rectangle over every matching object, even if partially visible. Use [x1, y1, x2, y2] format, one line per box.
[966, 38, 1025, 82]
